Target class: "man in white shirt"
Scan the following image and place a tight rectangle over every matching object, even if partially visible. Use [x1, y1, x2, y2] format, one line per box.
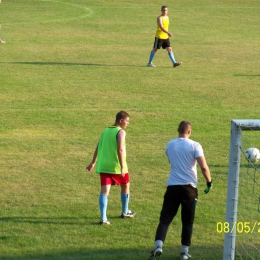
[148, 121, 212, 260]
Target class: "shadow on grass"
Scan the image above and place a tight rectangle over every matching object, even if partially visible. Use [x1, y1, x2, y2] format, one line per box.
[208, 164, 228, 175]
[0, 215, 127, 226]
[0, 217, 223, 259]
[235, 74, 260, 77]
[0, 216, 106, 226]
[0, 61, 145, 67]
[0, 218, 223, 259]
[0, 247, 224, 260]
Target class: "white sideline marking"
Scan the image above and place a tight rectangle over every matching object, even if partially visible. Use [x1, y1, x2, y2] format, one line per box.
[4, 0, 93, 25]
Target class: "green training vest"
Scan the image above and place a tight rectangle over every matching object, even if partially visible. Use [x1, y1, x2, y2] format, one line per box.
[96, 126, 128, 174]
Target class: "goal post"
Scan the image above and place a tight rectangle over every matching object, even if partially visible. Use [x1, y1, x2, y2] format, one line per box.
[223, 119, 260, 260]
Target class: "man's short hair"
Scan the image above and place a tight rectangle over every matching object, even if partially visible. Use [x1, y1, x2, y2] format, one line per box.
[161, 5, 168, 11]
[116, 111, 129, 122]
[178, 121, 191, 134]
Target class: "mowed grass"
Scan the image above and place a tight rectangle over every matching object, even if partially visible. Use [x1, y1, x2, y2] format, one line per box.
[0, 0, 259, 259]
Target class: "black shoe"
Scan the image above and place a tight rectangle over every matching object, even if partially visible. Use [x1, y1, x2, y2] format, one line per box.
[174, 62, 182, 67]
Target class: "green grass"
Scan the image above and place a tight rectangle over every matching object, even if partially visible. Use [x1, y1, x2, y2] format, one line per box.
[0, 0, 260, 259]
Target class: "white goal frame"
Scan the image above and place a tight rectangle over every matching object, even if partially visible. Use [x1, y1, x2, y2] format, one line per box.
[223, 119, 260, 260]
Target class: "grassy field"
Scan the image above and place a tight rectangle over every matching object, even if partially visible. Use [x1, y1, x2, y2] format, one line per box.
[0, 0, 259, 259]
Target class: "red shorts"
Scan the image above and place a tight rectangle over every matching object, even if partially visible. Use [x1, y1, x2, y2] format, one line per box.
[100, 173, 130, 186]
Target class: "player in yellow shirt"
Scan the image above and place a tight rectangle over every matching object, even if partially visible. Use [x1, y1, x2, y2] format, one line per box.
[147, 6, 181, 68]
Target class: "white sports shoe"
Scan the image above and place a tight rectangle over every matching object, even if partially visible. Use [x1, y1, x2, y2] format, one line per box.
[147, 63, 156, 67]
[148, 247, 162, 260]
[121, 210, 136, 218]
[0, 39, 6, 44]
[180, 252, 192, 259]
[100, 219, 110, 225]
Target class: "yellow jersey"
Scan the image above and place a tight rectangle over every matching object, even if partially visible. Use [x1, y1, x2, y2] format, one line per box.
[155, 15, 169, 39]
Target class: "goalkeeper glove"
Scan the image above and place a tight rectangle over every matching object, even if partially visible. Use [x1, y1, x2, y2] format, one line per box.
[204, 181, 212, 194]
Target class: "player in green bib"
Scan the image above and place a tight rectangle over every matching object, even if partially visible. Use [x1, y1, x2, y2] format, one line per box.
[86, 111, 136, 224]
[96, 125, 127, 174]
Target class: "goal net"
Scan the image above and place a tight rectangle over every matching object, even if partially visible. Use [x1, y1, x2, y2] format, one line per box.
[223, 120, 260, 260]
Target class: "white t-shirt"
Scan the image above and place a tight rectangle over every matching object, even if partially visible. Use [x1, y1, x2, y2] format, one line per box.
[165, 137, 204, 187]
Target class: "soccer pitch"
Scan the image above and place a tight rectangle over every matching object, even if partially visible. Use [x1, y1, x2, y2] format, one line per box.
[0, 0, 259, 259]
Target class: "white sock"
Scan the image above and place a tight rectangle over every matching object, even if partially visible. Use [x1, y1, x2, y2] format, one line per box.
[155, 240, 163, 249]
[181, 245, 189, 253]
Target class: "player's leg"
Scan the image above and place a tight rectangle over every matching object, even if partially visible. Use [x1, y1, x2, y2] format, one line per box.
[121, 182, 130, 214]
[120, 174, 136, 218]
[180, 185, 197, 259]
[166, 45, 182, 67]
[148, 38, 159, 67]
[149, 186, 181, 259]
[166, 46, 176, 63]
[148, 48, 157, 67]
[155, 185, 180, 241]
[99, 184, 111, 224]
[99, 173, 113, 224]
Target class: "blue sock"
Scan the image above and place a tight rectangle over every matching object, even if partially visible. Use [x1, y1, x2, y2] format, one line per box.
[99, 194, 108, 221]
[121, 193, 129, 214]
[168, 52, 176, 64]
[148, 51, 156, 64]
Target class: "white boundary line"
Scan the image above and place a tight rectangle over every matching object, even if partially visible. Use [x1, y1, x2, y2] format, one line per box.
[3, 0, 93, 25]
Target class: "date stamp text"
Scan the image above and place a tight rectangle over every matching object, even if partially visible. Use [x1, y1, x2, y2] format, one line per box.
[216, 222, 260, 234]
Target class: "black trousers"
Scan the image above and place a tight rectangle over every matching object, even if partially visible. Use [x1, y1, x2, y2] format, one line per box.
[155, 185, 198, 246]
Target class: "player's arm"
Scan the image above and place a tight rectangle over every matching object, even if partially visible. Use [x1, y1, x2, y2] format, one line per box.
[157, 16, 172, 37]
[117, 130, 126, 177]
[196, 156, 211, 182]
[196, 156, 212, 193]
[86, 145, 98, 172]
